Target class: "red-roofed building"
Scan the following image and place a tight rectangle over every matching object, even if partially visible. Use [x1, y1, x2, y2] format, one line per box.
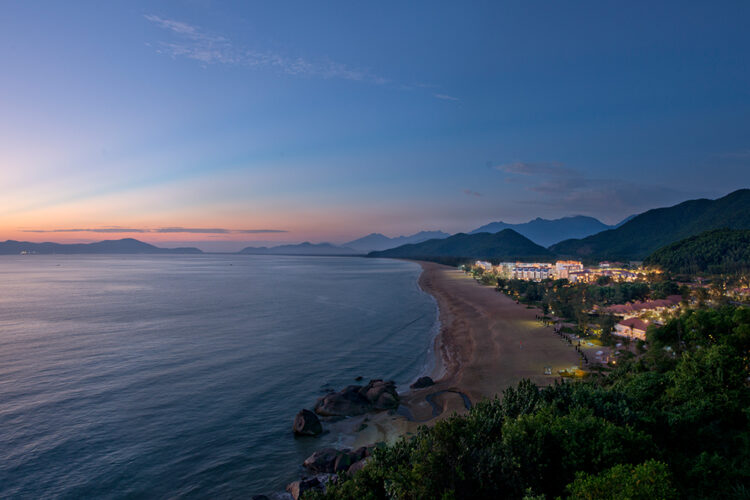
[614, 318, 649, 341]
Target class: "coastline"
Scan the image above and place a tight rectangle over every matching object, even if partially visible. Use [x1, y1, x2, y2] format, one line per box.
[348, 260, 582, 446]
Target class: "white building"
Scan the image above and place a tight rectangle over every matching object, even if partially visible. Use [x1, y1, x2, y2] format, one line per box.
[475, 260, 493, 271]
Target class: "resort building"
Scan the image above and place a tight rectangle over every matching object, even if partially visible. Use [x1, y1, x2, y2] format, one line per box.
[475, 260, 493, 271]
[614, 318, 649, 341]
[604, 295, 682, 319]
[512, 263, 553, 281]
[555, 260, 583, 279]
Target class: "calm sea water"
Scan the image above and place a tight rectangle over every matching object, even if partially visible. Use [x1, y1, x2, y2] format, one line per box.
[0, 254, 437, 498]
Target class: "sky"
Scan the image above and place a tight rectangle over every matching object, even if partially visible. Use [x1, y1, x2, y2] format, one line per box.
[1, 1, 749, 251]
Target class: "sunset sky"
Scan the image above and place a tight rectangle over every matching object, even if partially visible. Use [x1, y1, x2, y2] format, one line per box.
[2, 1, 749, 251]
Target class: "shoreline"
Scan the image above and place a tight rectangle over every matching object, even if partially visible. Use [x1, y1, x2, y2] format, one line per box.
[346, 260, 582, 446]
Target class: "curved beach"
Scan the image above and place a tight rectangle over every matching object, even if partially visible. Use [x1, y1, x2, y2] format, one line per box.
[353, 261, 581, 444]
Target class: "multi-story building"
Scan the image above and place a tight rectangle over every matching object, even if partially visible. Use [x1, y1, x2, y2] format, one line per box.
[554, 260, 583, 279]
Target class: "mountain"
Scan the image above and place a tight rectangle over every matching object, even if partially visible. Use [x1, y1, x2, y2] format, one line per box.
[344, 231, 450, 253]
[549, 189, 750, 260]
[238, 242, 357, 256]
[0, 238, 202, 255]
[613, 214, 637, 228]
[368, 229, 552, 263]
[469, 216, 611, 247]
[644, 228, 750, 274]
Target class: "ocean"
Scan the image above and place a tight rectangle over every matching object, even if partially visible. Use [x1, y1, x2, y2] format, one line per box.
[0, 254, 438, 498]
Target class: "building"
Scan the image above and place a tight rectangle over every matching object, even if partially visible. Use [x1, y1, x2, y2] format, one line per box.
[475, 260, 493, 271]
[604, 295, 682, 319]
[614, 318, 649, 340]
[554, 260, 583, 279]
[512, 263, 553, 281]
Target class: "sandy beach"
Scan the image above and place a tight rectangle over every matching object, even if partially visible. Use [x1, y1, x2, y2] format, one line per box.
[351, 261, 582, 445]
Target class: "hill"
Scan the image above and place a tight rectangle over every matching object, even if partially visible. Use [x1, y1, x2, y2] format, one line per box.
[238, 242, 357, 256]
[0, 238, 202, 255]
[470, 215, 611, 247]
[344, 231, 450, 253]
[549, 189, 750, 260]
[368, 229, 552, 263]
[644, 228, 750, 274]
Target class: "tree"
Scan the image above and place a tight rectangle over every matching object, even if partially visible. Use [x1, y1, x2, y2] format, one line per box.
[566, 460, 678, 500]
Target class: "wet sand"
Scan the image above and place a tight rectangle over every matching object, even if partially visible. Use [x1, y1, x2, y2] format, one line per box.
[350, 261, 582, 446]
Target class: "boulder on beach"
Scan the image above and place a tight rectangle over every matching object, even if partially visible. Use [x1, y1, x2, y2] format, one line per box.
[286, 477, 322, 500]
[293, 409, 323, 436]
[410, 376, 435, 389]
[314, 379, 399, 416]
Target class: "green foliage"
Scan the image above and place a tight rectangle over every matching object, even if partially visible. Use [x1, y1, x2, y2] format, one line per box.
[644, 229, 750, 275]
[312, 306, 750, 500]
[566, 460, 678, 500]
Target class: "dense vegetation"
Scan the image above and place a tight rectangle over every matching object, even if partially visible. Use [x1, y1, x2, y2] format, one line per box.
[549, 188, 750, 260]
[644, 228, 750, 275]
[368, 229, 552, 262]
[310, 306, 750, 499]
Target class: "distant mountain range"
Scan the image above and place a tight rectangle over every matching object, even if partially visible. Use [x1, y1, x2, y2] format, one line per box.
[344, 231, 450, 253]
[368, 229, 551, 262]
[238, 242, 357, 256]
[469, 215, 617, 248]
[0, 238, 202, 255]
[550, 189, 750, 260]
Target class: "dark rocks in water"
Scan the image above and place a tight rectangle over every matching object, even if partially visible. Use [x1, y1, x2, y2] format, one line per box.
[410, 376, 435, 389]
[293, 409, 322, 436]
[354, 375, 363, 381]
[303, 447, 370, 474]
[314, 379, 399, 416]
[303, 448, 341, 473]
[286, 477, 323, 500]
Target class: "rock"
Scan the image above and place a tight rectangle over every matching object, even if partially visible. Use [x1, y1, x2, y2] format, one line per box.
[410, 376, 435, 389]
[348, 457, 370, 475]
[286, 478, 322, 500]
[333, 452, 355, 472]
[314, 379, 399, 416]
[373, 391, 398, 410]
[354, 375, 363, 381]
[293, 409, 323, 436]
[303, 448, 342, 473]
[303, 447, 370, 475]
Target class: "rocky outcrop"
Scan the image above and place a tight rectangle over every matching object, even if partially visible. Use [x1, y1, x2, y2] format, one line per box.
[286, 477, 323, 500]
[293, 409, 323, 436]
[314, 379, 399, 416]
[303, 447, 371, 474]
[410, 376, 435, 389]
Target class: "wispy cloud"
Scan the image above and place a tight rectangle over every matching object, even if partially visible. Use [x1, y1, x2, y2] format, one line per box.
[144, 14, 388, 84]
[462, 189, 482, 197]
[490, 159, 688, 220]
[493, 161, 578, 176]
[143, 15, 458, 101]
[23, 227, 287, 234]
[433, 93, 460, 102]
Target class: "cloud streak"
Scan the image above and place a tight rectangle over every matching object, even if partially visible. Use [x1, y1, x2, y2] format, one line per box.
[143, 15, 458, 101]
[493, 161, 578, 176]
[22, 227, 287, 234]
[462, 189, 482, 197]
[144, 14, 389, 85]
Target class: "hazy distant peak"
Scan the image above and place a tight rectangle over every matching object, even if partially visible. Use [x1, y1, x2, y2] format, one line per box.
[468, 215, 611, 247]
